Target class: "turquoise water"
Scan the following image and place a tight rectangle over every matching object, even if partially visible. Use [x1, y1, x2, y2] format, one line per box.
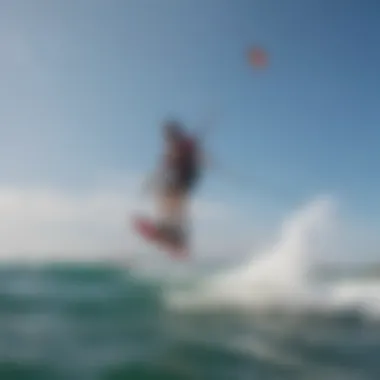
[0, 263, 379, 380]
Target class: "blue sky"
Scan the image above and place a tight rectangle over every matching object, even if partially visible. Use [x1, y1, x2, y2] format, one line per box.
[0, 0, 379, 259]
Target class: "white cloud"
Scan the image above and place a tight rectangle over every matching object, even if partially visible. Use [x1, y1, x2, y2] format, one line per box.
[0, 181, 379, 266]
[0, 183, 240, 262]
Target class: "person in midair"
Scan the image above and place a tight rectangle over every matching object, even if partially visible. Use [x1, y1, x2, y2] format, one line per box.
[145, 119, 204, 251]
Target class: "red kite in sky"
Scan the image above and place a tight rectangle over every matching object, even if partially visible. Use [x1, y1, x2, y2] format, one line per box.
[248, 47, 269, 68]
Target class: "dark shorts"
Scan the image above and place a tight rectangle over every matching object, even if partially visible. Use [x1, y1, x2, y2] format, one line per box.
[164, 168, 199, 195]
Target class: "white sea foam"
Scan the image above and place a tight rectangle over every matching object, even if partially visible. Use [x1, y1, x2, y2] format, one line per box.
[166, 196, 380, 320]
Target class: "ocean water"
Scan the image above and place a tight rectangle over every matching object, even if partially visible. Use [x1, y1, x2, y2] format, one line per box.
[1, 197, 380, 380]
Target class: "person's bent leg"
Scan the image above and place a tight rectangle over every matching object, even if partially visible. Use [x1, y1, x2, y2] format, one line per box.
[156, 191, 188, 244]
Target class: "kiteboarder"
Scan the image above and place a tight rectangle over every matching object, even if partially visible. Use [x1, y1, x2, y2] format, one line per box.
[138, 119, 203, 254]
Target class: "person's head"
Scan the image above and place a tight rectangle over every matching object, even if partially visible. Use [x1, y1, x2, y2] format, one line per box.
[163, 120, 184, 142]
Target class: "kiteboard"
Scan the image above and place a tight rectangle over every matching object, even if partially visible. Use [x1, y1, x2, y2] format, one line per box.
[132, 215, 188, 259]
